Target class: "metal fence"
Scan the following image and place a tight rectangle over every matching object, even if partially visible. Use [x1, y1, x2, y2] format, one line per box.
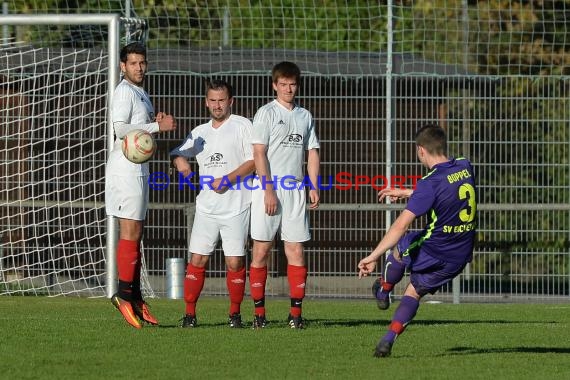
[0, 1, 569, 302]
[140, 70, 570, 302]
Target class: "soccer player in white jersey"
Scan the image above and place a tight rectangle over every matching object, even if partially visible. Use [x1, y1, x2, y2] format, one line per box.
[105, 42, 176, 329]
[249, 61, 321, 329]
[171, 79, 255, 328]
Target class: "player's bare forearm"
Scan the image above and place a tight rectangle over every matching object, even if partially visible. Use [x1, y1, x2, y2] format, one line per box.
[378, 188, 413, 203]
[213, 160, 255, 193]
[158, 114, 176, 132]
[358, 210, 415, 278]
[307, 149, 320, 180]
[173, 156, 192, 178]
[113, 120, 160, 138]
[307, 149, 320, 208]
[253, 144, 271, 181]
[224, 160, 255, 184]
[373, 210, 415, 256]
[253, 144, 277, 214]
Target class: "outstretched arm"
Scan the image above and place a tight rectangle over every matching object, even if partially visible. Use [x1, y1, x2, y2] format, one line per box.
[378, 188, 414, 203]
[358, 209, 416, 278]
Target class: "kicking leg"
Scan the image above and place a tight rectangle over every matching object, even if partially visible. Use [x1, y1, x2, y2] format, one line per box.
[373, 249, 406, 310]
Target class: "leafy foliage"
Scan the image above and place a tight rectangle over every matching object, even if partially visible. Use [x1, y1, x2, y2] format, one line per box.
[8, 1, 568, 73]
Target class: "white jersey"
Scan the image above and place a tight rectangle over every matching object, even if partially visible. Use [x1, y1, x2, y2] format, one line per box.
[251, 100, 320, 181]
[171, 114, 253, 218]
[106, 79, 160, 177]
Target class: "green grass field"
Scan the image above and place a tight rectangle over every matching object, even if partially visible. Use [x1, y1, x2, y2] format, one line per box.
[1, 296, 569, 379]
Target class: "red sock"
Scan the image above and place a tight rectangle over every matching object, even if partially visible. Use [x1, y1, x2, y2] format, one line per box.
[249, 265, 267, 316]
[226, 267, 246, 315]
[184, 263, 206, 316]
[287, 264, 307, 317]
[117, 239, 139, 299]
[132, 242, 143, 300]
[381, 278, 394, 292]
[117, 239, 138, 282]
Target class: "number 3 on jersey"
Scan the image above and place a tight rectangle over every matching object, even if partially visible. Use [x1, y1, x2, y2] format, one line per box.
[458, 183, 476, 223]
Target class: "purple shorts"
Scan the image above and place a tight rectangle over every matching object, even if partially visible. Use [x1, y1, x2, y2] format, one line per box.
[397, 231, 467, 297]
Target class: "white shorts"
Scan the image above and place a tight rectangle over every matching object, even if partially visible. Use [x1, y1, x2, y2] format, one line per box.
[250, 179, 310, 243]
[105, 175, 148, 221]
[189, 207, 250, 257]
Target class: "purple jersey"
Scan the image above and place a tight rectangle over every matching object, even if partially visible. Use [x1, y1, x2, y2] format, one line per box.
[404, 157, 476, 264]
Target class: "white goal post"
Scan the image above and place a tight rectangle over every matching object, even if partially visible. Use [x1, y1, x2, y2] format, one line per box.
[0, 14, 119, 297]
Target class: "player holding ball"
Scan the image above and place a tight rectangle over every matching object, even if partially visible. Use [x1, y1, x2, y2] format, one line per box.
[105, 42, 176, 328]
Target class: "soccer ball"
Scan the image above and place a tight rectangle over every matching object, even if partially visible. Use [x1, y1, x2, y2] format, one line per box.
[121, 129, 156, 164]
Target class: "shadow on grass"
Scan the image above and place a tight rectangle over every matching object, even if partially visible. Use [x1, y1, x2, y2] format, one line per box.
[156, 318, 383, 329]
[447, 346, 570, 354]
[156, 321, 230, 329]
[412, 319, 559, 326]
[154, 317, 559, 329]
[308, 318, 386, 327]
[306, 318, 558, 328]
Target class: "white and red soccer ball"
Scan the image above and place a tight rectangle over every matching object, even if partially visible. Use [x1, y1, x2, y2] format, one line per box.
[121, 129, 157, 164]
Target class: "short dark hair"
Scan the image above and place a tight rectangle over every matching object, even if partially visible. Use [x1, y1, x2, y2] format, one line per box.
[205, 78, 233, 98]
[415, 124, 447, 155]
[272, 61, 301, 83]
[120, 42, 146, 63]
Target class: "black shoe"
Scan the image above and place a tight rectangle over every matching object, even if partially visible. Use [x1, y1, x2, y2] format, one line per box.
[374, 339, 393, 358]
[252, 314, 267, 329]
[180, 314, 197, 328]
[288, 314, 304, 329]
[228, 313, 243, 328]
[372, 277, 391, 310]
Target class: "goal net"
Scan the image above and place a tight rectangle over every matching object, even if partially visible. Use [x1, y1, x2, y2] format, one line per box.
[0, 15, 153, 297]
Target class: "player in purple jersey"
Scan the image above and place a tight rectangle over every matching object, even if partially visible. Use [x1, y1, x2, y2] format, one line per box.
[358, 124, 477, 358]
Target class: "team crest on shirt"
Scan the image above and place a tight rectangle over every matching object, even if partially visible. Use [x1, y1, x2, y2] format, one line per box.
[280, 133, 303, 148]
[209, 153, 223, 162]
[204, 152, 227, 169]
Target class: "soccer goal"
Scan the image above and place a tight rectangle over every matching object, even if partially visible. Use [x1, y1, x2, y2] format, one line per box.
[0, 14, 149, 297]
